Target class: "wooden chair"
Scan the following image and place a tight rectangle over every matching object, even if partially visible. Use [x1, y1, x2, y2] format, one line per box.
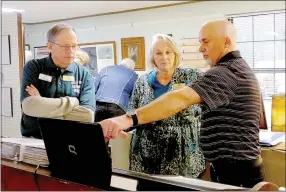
[251, 181, 280, 191]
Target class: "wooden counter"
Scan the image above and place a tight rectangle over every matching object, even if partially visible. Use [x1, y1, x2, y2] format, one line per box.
[261, 142, 286, 187]
[111, 137, 286, 188]
[1, 159, 99, 191]
[1, 158, 247, 191]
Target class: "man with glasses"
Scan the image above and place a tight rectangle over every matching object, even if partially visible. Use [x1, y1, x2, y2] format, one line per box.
[20, 23, 95, 139]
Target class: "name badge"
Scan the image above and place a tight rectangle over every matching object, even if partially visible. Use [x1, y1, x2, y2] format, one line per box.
[173, 83, 185, 90]
[39, 73, 52, 82]
[63, 75, 75, 82]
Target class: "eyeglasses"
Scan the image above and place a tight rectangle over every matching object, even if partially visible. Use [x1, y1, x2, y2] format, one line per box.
[49, 41, 79, 51]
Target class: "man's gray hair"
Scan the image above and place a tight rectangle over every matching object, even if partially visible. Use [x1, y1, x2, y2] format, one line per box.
[47, 23, 76, 42]
[120, 58, 136, 70]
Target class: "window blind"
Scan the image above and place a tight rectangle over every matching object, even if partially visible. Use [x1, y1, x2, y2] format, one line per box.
[228, 11, 285, 100]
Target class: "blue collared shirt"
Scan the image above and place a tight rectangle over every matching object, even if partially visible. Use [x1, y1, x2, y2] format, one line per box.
[94, 65, 138, 112]
[20, 54, 95, 138]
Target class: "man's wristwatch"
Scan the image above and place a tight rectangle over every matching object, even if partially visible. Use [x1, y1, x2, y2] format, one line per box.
[126, 110, 138, 126]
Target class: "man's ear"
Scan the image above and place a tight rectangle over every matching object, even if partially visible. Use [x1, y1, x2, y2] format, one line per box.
[47, 41, 52, 52]
[225, 37, 231, 48]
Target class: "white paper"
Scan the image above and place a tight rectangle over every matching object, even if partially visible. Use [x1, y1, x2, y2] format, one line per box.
[96, 44, 115, 72]
[180, 59, 207, 68]
[259, 131, 285, 145]
[2, 137, 45, 149]
[152, 175, 243, 190]
[110, 175, 138, 191]
[181, 38, 200, 46]
[181, 52, 204, 60]
[2, 138, 48, 164]
[181, 45, 200, 53]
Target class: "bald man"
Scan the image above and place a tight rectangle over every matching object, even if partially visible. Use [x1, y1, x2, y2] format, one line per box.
[94, 58, 138, 122]
[99, 20, 264, 187]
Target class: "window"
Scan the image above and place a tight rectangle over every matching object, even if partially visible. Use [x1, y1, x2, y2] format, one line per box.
[228, 11, 285, 128]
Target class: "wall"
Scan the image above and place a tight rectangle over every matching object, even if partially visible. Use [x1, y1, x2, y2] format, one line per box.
[1, 12, 22, 137]
[24, 1, 285, 72]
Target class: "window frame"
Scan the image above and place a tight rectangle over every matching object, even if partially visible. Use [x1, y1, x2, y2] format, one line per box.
[227, 10, 285, 101]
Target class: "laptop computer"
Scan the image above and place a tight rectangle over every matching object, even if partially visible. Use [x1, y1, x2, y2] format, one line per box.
[259, 96, 268, 130]
[38, 118, 112, 189]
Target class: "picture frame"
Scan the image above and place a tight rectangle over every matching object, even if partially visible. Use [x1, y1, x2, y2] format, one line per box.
[79, 41, 117, 76]
[25, 44, 30, 51]
[1, 87, 13, 117]
[34, 46, 49, 59]
[1, 35, 11, 65]
[121, 37, 145, 71]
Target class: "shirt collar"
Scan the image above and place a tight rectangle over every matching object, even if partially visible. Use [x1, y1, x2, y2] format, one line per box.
[47, 53, 75, 73]
[217, 50, 242, 65]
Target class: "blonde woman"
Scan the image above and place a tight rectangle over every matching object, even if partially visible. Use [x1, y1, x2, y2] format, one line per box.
[127, 34, 205, 178]
[75, 50, 98, 77]
[74, 50, 90, 65]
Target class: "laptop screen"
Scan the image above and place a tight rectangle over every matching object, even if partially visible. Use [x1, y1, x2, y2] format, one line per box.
[259, 96, 268, 130]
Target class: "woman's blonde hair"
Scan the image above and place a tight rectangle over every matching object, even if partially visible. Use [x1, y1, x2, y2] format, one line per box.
[149, 34, 181, 69]
[75, 50, 90, 65]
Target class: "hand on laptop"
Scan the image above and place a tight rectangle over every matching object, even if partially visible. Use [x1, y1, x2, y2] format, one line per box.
[26, 84, 41, 96]
[99, 115, 132, 141]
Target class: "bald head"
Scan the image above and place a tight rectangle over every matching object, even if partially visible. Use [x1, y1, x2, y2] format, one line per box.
[120, 58, 136, 70]
[199, 19, 238, 66]
[202, 20, 237, 49]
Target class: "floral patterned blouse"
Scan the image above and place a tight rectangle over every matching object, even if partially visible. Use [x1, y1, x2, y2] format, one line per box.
[128, 67, 206, 178]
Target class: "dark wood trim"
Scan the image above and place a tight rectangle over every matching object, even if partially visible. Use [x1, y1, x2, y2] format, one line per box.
[1, 159, 101, 191]
[17, 13, 24, 85]
[1, 159, 51, 176]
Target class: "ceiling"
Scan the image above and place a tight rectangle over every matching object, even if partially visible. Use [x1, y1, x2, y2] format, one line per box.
[2, 1, 189, 24]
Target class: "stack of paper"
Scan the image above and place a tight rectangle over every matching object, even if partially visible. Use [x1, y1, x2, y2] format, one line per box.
[22, 143, 49, 166]
[1, 137, 49, 166]
[1, 140, 20, 161]
[259, 131, 285, 147]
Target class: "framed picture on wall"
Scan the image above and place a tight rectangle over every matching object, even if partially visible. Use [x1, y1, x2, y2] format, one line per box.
[25, 44, 30, 51]
[34, 46, 49, 59]
[1, 87, 13, 117]
[79, 41, 117, 76]
[121, 37, 145, 71]
[1, 35, 11, 65]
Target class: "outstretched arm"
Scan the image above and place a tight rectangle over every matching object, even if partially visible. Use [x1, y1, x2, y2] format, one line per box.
[99, 86, 201, 139]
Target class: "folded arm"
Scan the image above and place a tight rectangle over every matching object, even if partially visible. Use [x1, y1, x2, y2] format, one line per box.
[63, 106, 94, 122]
[21, 96, 79, 118]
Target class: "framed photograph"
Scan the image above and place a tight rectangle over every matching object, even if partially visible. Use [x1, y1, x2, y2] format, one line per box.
[25, 44, 30, 51]
[34, 46, 49, 59]
[1, 87, 13, 117]
[121, 37, 145, 71]
[79, 41, 117, 76]
[1, 35, 11, 65]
